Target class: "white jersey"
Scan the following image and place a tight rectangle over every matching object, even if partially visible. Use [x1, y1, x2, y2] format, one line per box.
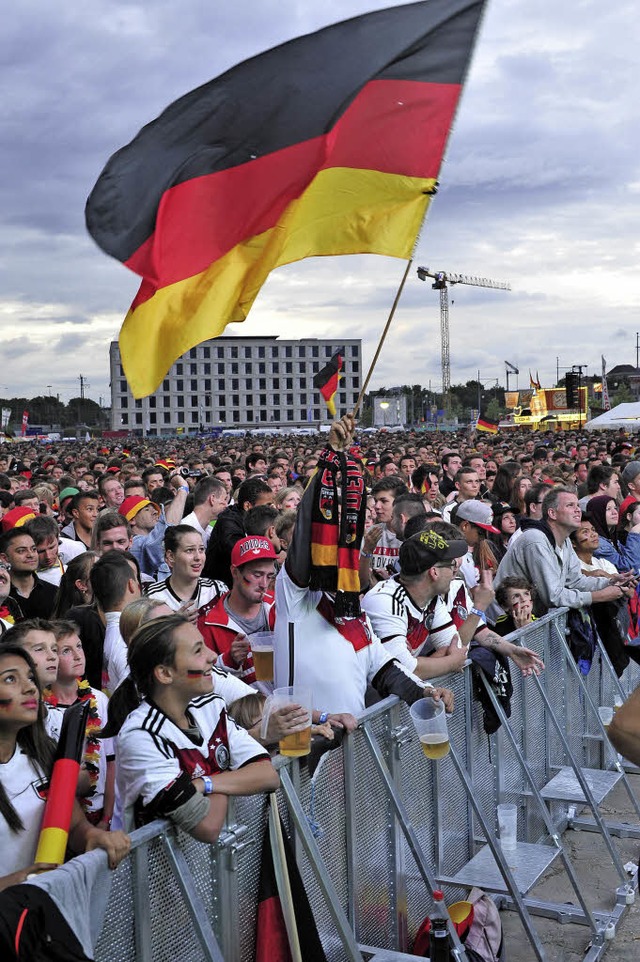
[362, 577, 459, 674]
[103, 612, 128, 694]
[181, 512, 212, 547]
[58, 538, 87, 565]
[369, 526, 402, 575]
[145, 577, 227, 613]
[0, 747, 48, 876]
[37, 560, 65, 587]
[110, 666, 254, 832]
[274, 566, 395, 716]
[116, 691, 267, 829]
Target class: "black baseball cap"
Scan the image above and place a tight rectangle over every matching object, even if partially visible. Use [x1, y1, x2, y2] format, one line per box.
[399, 529, 467, 576]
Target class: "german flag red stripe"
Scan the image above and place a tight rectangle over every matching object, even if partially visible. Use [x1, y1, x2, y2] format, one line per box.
[476, 417, 499, 434]
[86, 1, 486, 396]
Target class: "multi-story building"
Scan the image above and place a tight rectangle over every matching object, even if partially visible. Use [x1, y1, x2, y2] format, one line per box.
[109, 336, 362, 434]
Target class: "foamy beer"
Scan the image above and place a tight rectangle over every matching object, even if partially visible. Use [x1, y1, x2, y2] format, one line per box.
[250, 630, 275, 682]
[261, 685, 313, 757]
[410, 698, 450, 760]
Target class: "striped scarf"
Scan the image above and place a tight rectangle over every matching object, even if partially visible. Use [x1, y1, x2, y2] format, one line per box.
[309, 448, 365, 618]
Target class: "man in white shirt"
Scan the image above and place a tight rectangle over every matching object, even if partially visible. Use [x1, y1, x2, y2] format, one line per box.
[363, 529, 469, 680]
[275, 415, 453, 729]
[90, 551, 141, 691]
[25, 515, 85, 587]
[181, 477, 229, 548]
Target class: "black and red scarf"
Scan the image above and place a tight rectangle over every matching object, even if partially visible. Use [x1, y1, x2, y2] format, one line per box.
[309, 448, 365, 618]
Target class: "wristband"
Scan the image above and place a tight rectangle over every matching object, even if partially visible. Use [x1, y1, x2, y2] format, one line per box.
[361, 552, 373, 559]
[202, 775, 214, 795]
[470, 607, 486, 619]
[318, 712, 329, 724]
[179, 486, 189, 494]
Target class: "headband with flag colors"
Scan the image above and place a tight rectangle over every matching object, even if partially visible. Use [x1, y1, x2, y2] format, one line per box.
[313, 348, 344, 417]
[86, 0, 486, 397]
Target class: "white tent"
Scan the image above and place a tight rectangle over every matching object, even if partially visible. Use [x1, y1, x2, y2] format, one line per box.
[584, 403, 640, 431]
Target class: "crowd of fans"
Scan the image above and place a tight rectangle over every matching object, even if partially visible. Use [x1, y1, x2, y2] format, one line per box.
[1, 420, 640, 891]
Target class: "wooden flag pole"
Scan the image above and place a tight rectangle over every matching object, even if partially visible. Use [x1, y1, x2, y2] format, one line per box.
[269, 793, 303, 962]
[352, 258, 412, 420]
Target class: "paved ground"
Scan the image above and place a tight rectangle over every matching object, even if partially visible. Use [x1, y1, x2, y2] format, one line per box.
[501, 773, 640, 961]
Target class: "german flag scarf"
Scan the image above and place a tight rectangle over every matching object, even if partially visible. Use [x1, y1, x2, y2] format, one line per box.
[309, 447, 365, 618]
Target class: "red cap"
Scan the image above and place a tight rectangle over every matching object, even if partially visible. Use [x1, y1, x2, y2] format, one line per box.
[619, 495, 639, 518]
[231, 536, 277, 568]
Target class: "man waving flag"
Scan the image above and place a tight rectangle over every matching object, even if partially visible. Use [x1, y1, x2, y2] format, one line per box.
[86, 1, 486, 397]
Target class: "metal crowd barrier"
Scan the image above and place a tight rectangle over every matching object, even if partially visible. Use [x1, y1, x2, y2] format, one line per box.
[33, 608, 640, 962]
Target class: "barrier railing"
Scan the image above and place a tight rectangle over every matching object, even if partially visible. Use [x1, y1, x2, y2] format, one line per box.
[32, 608, 640, 962]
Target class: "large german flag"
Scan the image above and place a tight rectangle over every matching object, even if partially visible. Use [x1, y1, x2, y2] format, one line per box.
[86, 1, 486, 397]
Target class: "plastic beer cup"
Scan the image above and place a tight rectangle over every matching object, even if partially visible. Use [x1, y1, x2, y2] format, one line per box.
[251, 631, 275, 682]
[409, 698, 449, 760]
[497, 803, 517, 851]
[261, 686, 313, 757]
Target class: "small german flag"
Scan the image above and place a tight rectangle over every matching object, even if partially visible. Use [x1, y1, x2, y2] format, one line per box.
[86, 1, 486, 397]
[313, 349, 344, 417]
[35, 701, 90, 865]
[476, 416, 499, 434]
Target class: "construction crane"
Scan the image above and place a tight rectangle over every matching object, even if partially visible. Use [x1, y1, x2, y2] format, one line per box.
[417, 267, 511, 415]
[505, 360, 519, 392]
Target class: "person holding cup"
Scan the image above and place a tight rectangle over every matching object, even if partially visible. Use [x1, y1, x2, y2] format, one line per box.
[274, 414, 454, 732]
[114, 614, 280, 840]
[198, 536, 279, 686]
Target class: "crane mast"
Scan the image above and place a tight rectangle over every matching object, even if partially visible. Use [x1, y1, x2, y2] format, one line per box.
[417, 267, 511, 416]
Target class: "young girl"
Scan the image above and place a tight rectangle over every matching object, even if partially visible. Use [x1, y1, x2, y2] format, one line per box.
[587, 494, 640, 572]
[111, 614, 279, 842]
[0, 644, 129, 891]
[44, 621, 115, 829]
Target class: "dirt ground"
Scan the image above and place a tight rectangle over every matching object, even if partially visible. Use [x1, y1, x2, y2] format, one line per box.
[500, 773, 640, 961]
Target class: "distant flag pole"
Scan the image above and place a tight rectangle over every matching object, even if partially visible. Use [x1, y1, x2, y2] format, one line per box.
[314, 348, 344, 417]
[35, 701, 90, 866]
[602, 356, 611, 411]
[86, 1, 487, 398]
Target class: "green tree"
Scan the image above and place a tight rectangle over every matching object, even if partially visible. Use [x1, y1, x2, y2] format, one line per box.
[610, 383, 634, 406]
[485, 397, 502, 423]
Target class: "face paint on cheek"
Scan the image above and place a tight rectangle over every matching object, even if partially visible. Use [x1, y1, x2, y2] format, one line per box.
[0, 698, 13, 707]
[187, 669, 206, 677]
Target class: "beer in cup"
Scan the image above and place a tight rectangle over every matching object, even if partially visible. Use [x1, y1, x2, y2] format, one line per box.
[409, 697, 449, 760]
[261, 685, 313, 757]
[250, 630, 275, 682]
[598, 706, 614, 732]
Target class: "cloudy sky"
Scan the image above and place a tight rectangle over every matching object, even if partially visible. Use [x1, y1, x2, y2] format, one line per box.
[1, 0, 638, 406]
